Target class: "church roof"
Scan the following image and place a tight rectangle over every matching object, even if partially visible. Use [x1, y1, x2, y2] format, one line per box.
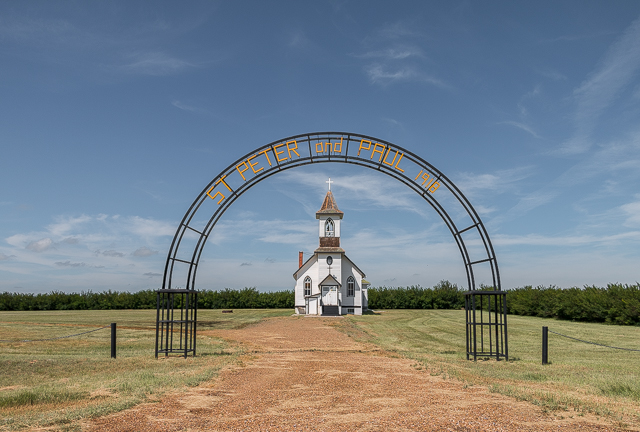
[292, 252, 366, 280]
[314, 246, 345, 253]
[318, 274, 341, 287]
[316, 190, 344, 216]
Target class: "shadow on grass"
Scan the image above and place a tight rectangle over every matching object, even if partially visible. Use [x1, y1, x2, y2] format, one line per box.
[362, 310, 381, 315]
[196, 350, 234, 357]
[197, 321, 225, 328]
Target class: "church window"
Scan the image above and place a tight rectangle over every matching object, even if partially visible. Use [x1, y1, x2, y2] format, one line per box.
[325, 218, 334, 237]
[304, 277, 311, 296]
[347, 277, 355, 297]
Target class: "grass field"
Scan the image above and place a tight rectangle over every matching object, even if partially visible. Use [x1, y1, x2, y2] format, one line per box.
[2, 309, 640, 430]
[0, 309, 290, 431]
[347, 310, 640, 426]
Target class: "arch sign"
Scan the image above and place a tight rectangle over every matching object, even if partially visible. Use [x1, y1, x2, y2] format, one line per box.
[158, 132, 508, 361]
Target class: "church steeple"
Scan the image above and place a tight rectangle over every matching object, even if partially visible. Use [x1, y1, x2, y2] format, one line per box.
[316, 179, 344, 250]
[316, 190, 343, 216]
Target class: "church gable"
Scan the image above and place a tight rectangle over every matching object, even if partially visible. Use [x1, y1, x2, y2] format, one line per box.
[342, 254, 366, 279]
[292, 254, 317, 280]
[318, 273, 341, 287]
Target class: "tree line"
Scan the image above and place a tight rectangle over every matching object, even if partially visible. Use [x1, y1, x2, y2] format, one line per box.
[0, 288, 294, 311]
[2, 282, 639, 325]
[507, 284, 640, 325]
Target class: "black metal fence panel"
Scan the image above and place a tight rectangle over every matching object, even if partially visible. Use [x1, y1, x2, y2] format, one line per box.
[155, 289, 198, 358]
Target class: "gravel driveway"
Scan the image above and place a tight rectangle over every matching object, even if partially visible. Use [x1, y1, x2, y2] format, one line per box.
[86, 316, 631, 431]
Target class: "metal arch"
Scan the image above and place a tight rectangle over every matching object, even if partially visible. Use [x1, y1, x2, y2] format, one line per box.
[158, 132, 507, 360]
[163, 132, 498, 292]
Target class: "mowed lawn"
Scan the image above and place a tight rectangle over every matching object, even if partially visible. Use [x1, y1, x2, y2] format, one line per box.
[2, 309, 640, 430]
[0, 309, 290, 431]
[347, 310, 640, 425]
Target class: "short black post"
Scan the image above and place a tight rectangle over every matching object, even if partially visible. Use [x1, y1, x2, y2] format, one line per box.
[111, 322, 116, 359]
[542, 326, 548, 365]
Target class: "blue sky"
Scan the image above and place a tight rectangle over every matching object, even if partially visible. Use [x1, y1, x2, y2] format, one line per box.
[1, 1, 640, 293]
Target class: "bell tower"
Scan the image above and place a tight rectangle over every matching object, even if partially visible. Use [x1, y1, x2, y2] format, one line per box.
[316, 178, 344, 248]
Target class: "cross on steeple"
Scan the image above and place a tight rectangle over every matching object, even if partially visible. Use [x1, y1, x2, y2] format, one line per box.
[326, 178, 333, 191]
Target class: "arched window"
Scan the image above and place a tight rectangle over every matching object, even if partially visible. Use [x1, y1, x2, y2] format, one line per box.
[325, 218, 334, 237]
[304, 276, 312, 296]
[347, 277, 355, 297]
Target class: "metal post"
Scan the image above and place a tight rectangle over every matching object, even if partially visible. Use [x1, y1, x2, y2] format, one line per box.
[542, 326, 548, 365]
[465, 295, 470, 360]
[184, 291, 189, 358]
[193, 290, 198, 356]
[503, 293, 509, 361]
[155, 291, 160, 358]
[111, 322, 116, 359]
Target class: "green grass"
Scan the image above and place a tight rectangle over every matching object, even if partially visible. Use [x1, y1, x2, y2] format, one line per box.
[345, 310, 640, 423]
[4, 308, 640, 429]
[0, 309, 290, 431]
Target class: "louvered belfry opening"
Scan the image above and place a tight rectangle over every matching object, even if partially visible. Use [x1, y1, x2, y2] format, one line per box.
[155, 289, 198, 358]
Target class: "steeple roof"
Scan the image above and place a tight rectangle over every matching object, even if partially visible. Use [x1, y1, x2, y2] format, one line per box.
[316, 190, 344, 216]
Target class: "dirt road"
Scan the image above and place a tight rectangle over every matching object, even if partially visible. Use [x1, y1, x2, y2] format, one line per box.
[87, 316, 629, 431]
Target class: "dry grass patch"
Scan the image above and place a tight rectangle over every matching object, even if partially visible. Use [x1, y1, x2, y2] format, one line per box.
[0, 309, 289, 431]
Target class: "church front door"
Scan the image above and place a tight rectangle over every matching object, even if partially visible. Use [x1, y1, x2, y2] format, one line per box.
[322, 286, 338, 306]
[321, 285, 339, 316]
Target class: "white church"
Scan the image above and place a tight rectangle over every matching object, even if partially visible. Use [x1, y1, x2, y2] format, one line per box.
[293, 180, 369, 316]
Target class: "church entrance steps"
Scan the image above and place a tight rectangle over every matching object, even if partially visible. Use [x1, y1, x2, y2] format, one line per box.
[321, 305, 339, 316]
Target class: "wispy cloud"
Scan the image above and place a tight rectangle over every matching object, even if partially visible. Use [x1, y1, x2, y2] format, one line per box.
[541, 31, 617, 44]
[119, 52, 194, 76]
[133, 246, 159, 257]
[496, 232, 640, 247]
[99, 250, 124, 258]
[559, 14, 640, 154]
[358, 21, 446, 89]
[511, 129, 640, 219]
[620, 198, 640, 227]
[378, 21, 422, 40]
[0, 17, 75, 43]
[209, 218, 316, 246]
[172, 100, 198, 112]
[499, 84, 543, 138]
[1, 214, 175, 291]
[382, 117, 402, 127]
[171, 100, 198, 112]
[538, 69, 567, 81]
[55, 260, 87, 268]
[125, 216, 175, 239]
[26, 238, 54, 253]
[171, 100, 218, 117]
[366, 64, 415, 83]
[288, 29, 309, 48]
[455, 166, 535, 196]
[358, 46, 423, 60]
[278, 170, 430, 218]
[46, 215, 93, 238]
[498, 121, 541, 139]
[365, 64, 448, 88]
